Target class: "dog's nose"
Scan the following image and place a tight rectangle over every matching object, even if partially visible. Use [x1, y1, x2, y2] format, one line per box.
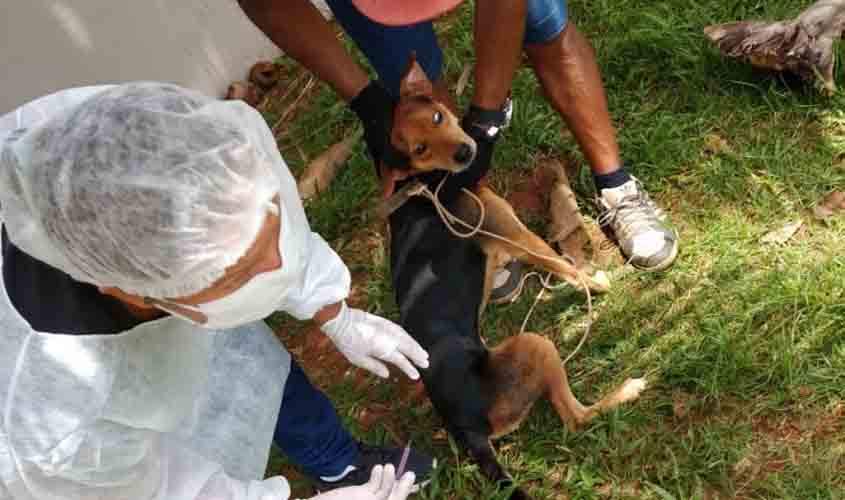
[453, 143, 475, 164]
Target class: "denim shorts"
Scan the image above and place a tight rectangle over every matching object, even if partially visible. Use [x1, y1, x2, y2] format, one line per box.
[325, 0, 569, 95]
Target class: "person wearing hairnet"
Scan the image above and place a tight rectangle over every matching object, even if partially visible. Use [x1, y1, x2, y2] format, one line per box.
[0, 82, 434, 500]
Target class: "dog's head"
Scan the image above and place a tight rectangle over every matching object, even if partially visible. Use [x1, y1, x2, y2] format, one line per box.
[390, 53, 477, 174]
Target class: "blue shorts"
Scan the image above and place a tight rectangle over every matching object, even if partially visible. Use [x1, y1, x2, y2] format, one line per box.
[325, 0, 568, 96]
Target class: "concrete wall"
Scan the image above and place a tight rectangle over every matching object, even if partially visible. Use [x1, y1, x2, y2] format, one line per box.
[1, 1, 332, 115]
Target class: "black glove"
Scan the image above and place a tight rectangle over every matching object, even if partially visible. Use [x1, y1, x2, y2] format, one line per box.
[427, 104, 507, 204]
[349, 81, 397, 172]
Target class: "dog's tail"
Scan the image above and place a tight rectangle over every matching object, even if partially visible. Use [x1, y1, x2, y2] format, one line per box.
[461, 430, 531, 500]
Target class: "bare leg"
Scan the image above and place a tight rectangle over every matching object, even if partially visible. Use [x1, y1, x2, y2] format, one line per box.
[525, 24, 621, 175]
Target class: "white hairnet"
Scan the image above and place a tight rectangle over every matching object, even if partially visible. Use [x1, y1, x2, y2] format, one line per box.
[0, 82, 281, 298]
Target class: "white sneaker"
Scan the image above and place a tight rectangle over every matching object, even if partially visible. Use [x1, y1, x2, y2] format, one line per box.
[597, 179, 678, 271]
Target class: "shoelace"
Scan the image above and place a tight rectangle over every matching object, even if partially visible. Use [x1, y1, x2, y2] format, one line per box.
[598, 189, 663, 242]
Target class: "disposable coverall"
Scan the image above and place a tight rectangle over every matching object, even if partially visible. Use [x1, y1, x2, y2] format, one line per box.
[0, 84, 354, 500]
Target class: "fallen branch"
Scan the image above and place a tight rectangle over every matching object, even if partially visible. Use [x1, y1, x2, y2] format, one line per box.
[297, 128, 363, 201]
[545, 160, 594, 271]
[272, 76, 316, 135]
[704, 0, 845, 93]
[455, 65, 472, 97]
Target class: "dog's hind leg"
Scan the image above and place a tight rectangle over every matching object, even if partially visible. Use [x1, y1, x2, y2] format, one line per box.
[544, 343, 647, 429]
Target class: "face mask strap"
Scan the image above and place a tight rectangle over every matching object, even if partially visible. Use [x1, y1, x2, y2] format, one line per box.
[144, 296, 209, 325]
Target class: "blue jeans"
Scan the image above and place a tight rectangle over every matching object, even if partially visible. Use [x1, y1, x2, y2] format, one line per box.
[273, 358, 359, 478]
[325, 0, 569, 95]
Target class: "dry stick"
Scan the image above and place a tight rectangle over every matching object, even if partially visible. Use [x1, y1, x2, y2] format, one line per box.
[278, 72, 308, 104]
[261, 72, 306, 115]
[419, 176, 597, 365]
[272, 75, 316, 135]
[455, 65, 473, 97]
[297, 128, 363, 200]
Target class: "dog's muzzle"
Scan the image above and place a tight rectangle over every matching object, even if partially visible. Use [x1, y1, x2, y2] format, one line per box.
[453, 142, 477, 171]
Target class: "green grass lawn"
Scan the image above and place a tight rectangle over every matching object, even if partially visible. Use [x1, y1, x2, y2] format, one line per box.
[263, 1, 845, 498]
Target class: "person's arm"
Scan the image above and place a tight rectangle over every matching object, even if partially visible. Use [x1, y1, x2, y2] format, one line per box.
[238, 0, 368, 102]
[238, 0, 396, 165]
[471, 0, 528, 110]
[432, 0, 529, 203]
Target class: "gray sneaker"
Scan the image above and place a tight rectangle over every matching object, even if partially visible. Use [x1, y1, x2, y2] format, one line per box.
[489, 259, 526, 304]
[597, 178, 678, 271]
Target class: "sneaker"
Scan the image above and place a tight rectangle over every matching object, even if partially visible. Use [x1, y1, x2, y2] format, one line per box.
[489, 259, 526, 304]
[597, 178, 678, 271]
[312, 442, 436, 493]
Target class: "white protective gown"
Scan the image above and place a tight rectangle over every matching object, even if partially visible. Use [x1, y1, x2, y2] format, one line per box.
[0, 87, 352, 500]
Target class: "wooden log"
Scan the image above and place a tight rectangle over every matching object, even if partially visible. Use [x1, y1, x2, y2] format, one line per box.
[545, 160, 593, 271]
[704, 0, 845, 93]
[297, 129, 363, 201]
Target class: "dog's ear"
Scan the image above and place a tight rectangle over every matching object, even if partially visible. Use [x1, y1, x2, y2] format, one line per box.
[399, 52, 433, 98]
[379, 163, 413, 200]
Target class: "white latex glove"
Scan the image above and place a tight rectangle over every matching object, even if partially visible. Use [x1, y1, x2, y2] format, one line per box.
[305, 464, 416, 500]
[321, 301, 429, 380]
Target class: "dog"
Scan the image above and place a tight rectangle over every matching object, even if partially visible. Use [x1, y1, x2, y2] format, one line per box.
[379, 55, 646, 499]
[380, 59, 610, 314]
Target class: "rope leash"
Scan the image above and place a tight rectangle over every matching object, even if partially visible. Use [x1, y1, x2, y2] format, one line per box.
[399, 175, 598, 365]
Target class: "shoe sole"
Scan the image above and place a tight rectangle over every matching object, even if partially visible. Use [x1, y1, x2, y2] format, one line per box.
[630, 238, 679, 272]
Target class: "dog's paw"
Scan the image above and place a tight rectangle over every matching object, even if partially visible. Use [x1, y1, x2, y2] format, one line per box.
[617, 378, 647, 403]
[592, 270, 611, 292]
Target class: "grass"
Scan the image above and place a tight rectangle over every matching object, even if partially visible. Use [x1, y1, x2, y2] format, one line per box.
[262, 1, 845, 498]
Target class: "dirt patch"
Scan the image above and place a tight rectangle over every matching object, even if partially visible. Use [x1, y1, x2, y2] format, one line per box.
[717, 402, 843, 497]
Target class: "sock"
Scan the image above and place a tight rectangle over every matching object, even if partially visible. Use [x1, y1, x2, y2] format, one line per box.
[593, 166, 632, 192]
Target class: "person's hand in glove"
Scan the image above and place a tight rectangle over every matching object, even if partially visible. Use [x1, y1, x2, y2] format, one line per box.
[304, 465, 416, 500]
[349, 81, 397, 167]
[318, 301, 429, 380]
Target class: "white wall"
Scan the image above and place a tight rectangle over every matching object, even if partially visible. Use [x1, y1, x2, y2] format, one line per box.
[0, 1, 331, 115]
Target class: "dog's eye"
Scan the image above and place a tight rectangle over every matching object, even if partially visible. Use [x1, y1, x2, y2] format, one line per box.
[414, 143, 428, 155]
[433, 111, 443, 125]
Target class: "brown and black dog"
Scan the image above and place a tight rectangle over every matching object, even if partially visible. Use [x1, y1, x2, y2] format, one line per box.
[381, 55, 646, 499]
[381, 58, 611, 314]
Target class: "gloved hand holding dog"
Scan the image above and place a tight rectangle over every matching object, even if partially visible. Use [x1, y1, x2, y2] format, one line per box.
[321, 301, 430, 380]
[349, 81, 396, 166]
[350, 79, 507, 205]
